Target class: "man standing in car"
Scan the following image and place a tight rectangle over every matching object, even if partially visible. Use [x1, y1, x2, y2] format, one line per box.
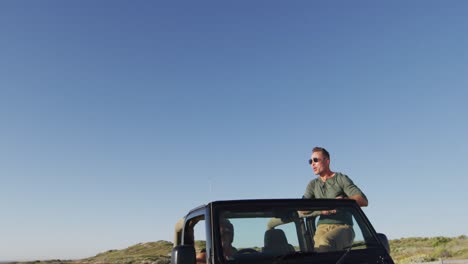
[303, 147, 368, 252]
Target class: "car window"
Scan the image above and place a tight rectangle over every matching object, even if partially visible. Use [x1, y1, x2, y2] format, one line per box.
[216, 204, 381, 260]
[193, 218, 206, 252]
[229, 218, 299, 251]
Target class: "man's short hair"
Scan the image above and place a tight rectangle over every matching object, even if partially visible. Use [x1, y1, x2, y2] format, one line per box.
[312, 147, 330, 159]
[220, 218, 234, 242]
[221, 219, 234, 232]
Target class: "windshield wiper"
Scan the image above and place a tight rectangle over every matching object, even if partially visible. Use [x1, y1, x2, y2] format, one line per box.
[336, 242, 380, 264]
[273, 242, 380, 264]
[335, 246, 351, 264]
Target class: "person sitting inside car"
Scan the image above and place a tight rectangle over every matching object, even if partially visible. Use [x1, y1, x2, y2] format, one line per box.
[220, 218, 237, 260]
[197, 219, 237, 262]
[196, 248, 207, 264]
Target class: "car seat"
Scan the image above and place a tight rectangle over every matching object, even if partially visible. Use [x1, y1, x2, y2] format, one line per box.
[262, 229, 295, 255]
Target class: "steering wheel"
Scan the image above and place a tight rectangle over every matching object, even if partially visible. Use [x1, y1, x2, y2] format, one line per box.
[235, 248, 258, 254]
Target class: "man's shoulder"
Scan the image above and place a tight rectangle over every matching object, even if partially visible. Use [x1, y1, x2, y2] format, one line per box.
[334, 172, 353, 181]
[333, 172, 353, 187]
[308, 177, 320, 185]
[334, 172, 347, 178]
[305, 178, 320, 191]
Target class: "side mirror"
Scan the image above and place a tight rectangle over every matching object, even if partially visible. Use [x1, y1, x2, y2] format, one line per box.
[377, 233, 390, 253]
[171, 245, 196, 264]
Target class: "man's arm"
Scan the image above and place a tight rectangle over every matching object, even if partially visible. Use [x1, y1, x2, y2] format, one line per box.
[303, 180, 316, 199]
[349, 194, 368, 207]
[339, 174, 368, 207]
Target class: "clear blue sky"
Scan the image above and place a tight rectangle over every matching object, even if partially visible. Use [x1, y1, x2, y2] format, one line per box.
[1, 1, 467, 261]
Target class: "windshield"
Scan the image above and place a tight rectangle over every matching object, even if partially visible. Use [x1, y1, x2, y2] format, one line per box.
[212, 200, 384, 263]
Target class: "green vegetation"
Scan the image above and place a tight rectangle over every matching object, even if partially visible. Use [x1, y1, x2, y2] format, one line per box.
[77, 240, 173, 264]
[390, 235, 468, 264]
[12, 236, 468, 264]
[10, 241, 174, 264]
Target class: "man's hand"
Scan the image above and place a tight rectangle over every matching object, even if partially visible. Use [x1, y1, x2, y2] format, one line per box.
[298, 210, 311, 217]
[349, 195, 368, 207]
[321, 209, 337, 215]
[336, 194, 368, 207]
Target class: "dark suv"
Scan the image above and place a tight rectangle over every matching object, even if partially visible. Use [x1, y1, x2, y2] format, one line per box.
[172, 199, 393, 264]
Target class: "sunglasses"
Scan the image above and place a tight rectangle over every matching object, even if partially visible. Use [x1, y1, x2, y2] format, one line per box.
[308, 158, 324, 164]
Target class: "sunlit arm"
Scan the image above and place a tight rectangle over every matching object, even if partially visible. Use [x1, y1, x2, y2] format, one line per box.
[349, 195, 368, 207]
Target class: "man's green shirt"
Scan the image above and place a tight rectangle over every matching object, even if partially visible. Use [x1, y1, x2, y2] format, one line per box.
[303, 172, 367, 226]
